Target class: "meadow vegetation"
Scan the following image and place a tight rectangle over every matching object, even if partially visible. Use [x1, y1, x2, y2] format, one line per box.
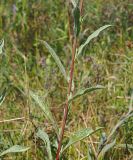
[0, 0, 133, 159]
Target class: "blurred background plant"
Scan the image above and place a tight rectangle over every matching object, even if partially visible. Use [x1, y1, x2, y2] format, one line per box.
[0, 0, 133, 159]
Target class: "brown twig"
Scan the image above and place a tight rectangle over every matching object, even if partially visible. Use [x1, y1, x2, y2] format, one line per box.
[0, 117, 25, 123]
[116, 96, 133, 100]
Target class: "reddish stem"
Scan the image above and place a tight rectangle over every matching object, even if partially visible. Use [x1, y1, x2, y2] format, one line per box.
[56, 0, 84, 158]
[56, 38, 77, 160]
[80, 0, 84, 15]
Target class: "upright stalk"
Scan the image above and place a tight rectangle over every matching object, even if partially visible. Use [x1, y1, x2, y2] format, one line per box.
[56, 1, 83, 159]
[56, 38, 77, 160]
[79, 0, 84, 15]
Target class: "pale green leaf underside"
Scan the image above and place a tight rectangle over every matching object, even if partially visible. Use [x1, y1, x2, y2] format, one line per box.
[71, 0, 79, 7]
[76, 25, 112, 58]
[71, 0, 77, 7]
[0, 145, 30, 157]
[40, 40, 68, 81]
[68, 85, 105, 103]
[62, 127, 102, 153]
[29, 91, 59, 136]
[29, 91, 53, 122]
[36, 129, 53, 160]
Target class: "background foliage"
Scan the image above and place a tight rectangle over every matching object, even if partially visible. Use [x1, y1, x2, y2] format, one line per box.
[0, 0, 133, 159]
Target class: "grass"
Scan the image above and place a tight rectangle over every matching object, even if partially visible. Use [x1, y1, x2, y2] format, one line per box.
[0, 0, 133, 159]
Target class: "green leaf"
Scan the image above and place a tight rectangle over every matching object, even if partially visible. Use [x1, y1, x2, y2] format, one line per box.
[0, 88, 6, 106]
[98, 132, 107, 153]
[29, 91, 59, 137]
[107, 112, 133, 141]
[87, 145, 93, 160]
[62, 127, 102, 153]
[98, 139, 116, 159]
[76, 25, 112, 58]
[0, 145, 30, 157]
[0, 39, 4, 54]
[36, 129, 53, 160]
[71, 0, 77, 7]
[129, 93, 133, 113]
[29, 91, 53, 122]
[73, 5, 80, 37]
[71, 0, 79, 7]
[68, 85, 105, 103]
[40, 40, 68, 81]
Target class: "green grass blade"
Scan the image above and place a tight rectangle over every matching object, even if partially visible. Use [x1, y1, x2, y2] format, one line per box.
[0, 145, 30, 157]
[40, 40, 68, 81]
[107, 112, 133, 141]
[76, 25, 112, 58]
[0, 88, 6, 106]
[0, 39, 4, 54]
[68, 85, 105, 103]
[73, 5, 80, 37]
[62, 127, 102, 153]
[87, 145, 93, 160]
[98, 139, 116, 160]
[36, 129, 53, 160]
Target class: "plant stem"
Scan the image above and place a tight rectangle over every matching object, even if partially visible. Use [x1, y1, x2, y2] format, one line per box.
[67, 2, 73, 46]
[56, 38, 77, 160]
[56, 0, 84, 158]
[80, 0, 84, 15]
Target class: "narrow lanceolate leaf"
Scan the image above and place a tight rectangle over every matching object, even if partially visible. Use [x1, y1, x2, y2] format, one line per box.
[87, 145, 93, 160]
[0, 145, 30, 157]
[107, 112, 133, 141]
[36, 129, 53, 160]
[40, 40, 68, 81]
[76, 25, 112, 58]
[29, 91, 59, 137]
[0, 39, 4, 54]
[98, 139, 116, 160]
[129, 93, 133, 113]
[68, 85, 105, 103]
[29, 91, 53, 122]
[73, 5, 80, 37]
[62, 127, 102, 153]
